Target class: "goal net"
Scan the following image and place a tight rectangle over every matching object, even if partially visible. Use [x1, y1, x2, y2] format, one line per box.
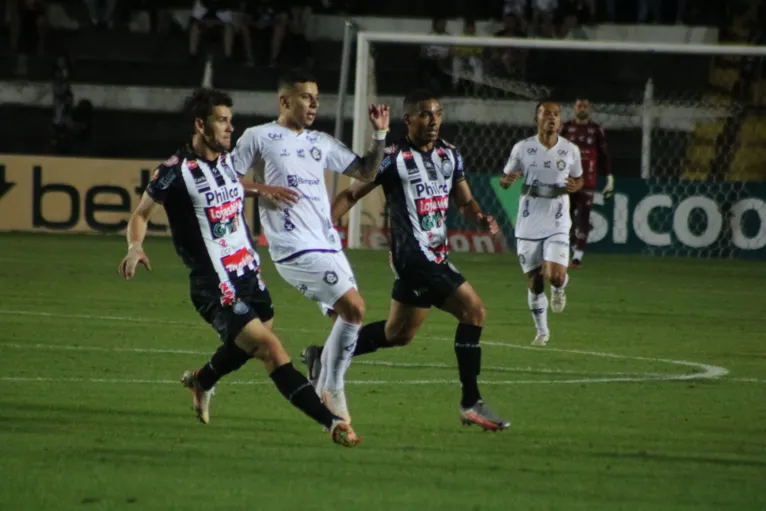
[344, 30, 766, 259]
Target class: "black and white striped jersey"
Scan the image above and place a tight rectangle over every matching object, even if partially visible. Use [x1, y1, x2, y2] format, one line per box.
[146, 146, 260, 305]
[376, 138, 465, 266]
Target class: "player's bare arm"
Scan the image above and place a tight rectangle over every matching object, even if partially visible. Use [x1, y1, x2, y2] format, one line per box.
[567, 176, 584, 193]
[238, 178, 299, 206]
[331, 180, 379, 225]
[342, 104, 390, 183]
[452, 179, 499, 235]
[119, 191, 157, 279]
[499, 171, 522, 189]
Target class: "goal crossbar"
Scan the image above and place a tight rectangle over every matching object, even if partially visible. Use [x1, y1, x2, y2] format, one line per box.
[346, 30, 766, 249]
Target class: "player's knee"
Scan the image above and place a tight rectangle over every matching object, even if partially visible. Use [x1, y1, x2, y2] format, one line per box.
[384, 322, 416, 346]
[548, 270, 567, 288]
[334, 292, 366, 324]
[470, 303, 486, 327]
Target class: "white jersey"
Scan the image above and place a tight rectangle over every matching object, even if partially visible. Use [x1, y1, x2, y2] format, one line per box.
[504, 135, 582, 239]
[232, 121, 359, 262]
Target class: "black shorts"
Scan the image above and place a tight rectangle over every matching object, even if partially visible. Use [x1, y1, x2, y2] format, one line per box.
[190, 273, 275, 344]
[391, 259, 466, 309]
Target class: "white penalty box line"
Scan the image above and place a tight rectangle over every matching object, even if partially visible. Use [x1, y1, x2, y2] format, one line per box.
[0, 308, 736, 385]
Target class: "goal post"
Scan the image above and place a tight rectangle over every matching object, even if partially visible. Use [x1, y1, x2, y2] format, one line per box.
[345, 30, 766, 259]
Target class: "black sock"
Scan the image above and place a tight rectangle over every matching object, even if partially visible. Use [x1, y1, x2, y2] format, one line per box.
[270, 362, 337, 429]
[197, 343, 252, 390]
[352, 320, 390, 357]
[454, 323, 482, 408]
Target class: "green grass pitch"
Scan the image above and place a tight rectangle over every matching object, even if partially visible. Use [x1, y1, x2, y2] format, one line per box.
[0, 233, 765, 510]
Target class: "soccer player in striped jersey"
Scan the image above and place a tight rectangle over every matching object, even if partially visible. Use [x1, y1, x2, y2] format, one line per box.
[118, 88, 360, 447]
[303, 89, 511, 432]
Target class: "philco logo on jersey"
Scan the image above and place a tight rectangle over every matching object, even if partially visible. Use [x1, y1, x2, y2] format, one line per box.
[204, 185, 240, 205]
[287, 175, 320, 187]
[207, 198, 241, 222]
[417, 195, 449, 216]
[415, 182, 448, 197]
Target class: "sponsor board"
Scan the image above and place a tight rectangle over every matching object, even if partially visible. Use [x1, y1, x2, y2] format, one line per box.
[0, 154, 258, 236]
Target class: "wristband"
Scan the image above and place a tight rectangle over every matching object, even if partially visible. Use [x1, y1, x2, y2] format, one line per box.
[128, 243, 142, 251]
[372, 130, 388, 141]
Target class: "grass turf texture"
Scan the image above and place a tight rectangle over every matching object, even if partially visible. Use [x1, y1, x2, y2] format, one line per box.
[0, 233, 765, 511]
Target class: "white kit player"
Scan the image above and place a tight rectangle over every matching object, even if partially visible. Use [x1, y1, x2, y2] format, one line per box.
[500, 101, 583, 346]
[232, 69, 390, 422]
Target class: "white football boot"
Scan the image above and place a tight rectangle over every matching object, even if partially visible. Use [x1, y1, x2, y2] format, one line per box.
[180, 370, 214, 424]
[550, 287, 567, 313]
[531, 332, 550, 346]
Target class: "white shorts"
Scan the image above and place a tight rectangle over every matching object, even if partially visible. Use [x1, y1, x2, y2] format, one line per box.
[516, 233, 570, 273]
[191, 1, 235, 24]
[275, 251, 357, 310]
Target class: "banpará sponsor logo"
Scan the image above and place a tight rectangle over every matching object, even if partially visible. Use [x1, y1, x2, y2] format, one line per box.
[287, 174, 321, 187]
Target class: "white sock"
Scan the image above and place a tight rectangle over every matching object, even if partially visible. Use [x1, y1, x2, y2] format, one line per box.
[552, 273, 569, 293]
[316, 339, 330, 395]
[528, 290, 549, 334]
[321, 318, 360, 391]
[573, 250, 584, 261]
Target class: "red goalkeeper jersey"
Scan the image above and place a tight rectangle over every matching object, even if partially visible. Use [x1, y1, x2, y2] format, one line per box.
[560, 120, 611, 189]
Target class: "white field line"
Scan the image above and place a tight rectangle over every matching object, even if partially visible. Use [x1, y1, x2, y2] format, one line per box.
[0, 308, 731, 385]
[0, 341, 666, 379]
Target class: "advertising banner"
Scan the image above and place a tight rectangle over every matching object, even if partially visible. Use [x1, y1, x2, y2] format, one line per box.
[2, 154, 763, 259]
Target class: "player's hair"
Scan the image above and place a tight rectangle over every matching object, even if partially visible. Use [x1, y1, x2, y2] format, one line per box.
[534, 99, 559, 121]
[182, 88, 233, 131]
[403, 88, 439, 113]
[278, 68, 317, 91]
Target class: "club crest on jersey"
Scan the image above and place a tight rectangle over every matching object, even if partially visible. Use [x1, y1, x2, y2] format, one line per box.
[310, 147, 322, 161]
[440, 160, 453, 178]
[233, 301, 250, 315]
[557, 160, 566, 171]
[323, 271, 338, 285]
[188, 160, 199, 170]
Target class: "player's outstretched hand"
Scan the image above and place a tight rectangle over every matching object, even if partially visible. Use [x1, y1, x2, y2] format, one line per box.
[368, 104, 390, 131]
[477, 214, 500, 235]
[119, 246, 151, 280]
[499, 172, 521, 189]
[566, 177, 582, 193]
[261, 185, 300, 207]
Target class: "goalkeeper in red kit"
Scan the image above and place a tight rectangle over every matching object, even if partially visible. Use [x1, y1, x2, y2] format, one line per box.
[560, 98, 614, 268]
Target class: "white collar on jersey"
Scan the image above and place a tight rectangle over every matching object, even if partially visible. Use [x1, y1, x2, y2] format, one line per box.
[534, 133, 562, 151]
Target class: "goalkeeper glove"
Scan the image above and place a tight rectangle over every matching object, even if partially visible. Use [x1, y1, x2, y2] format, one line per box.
[602, 175, 615, 200]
